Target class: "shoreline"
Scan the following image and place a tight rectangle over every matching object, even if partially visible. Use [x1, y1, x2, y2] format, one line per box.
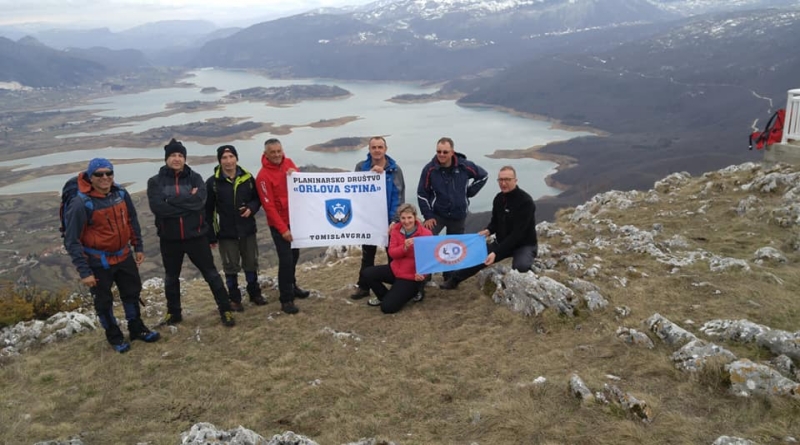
[464, 102, 608, 193]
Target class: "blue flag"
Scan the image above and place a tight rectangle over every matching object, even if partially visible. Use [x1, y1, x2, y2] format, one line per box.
[414, 234, 488, 274]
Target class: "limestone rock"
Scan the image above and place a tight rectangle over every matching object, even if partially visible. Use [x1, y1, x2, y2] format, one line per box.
[267, 432, 320, 445]
[709, 256, 750, 273]
[753, 247, 788, 264]
[342, 440, 397, 445]
[769, 355, 797, 380]
[756, 329, 800, 362]
[1, 311, 97, 357]
[583, 291, 609, 311]
[41, 312, 97, 344]
[615, 306, 632, 319]
[34, 439, 85, 445]
[603, 384, 653, 422]
[735, 195, 761, 216]
[616, 327, 654, 349]
[654, 171, 691, 193]
[644, 313, 697, 347]
[726, 359, 800, 399]
[569, 373, 594, 403]
[486, 270, 578, 317]
[568, 278, 599, 294]
[712, 436, 757, 445]
[671, 339, 737, 372]
[181, 422, 270, 444]
[700, 319, 770, 343]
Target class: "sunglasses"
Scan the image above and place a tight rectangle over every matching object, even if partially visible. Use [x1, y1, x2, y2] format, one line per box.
[92, 171, 114, 177]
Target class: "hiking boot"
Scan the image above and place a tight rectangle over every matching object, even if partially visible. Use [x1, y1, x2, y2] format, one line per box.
[281, 301, 299, 314]
[230, 301, 244, 312]
[249, 294, 267, 305]
[293, 285, 310, 299]
[412, 288, 425, 303]
[111, 341, 131, 354]
[229, 288, 244, 305]
[439, 278, 459, 290]
[161, 312, 183, 326]
[220, 311, 236, 327]
[350, 288, 370, 300]
[129, 319, 161, 343]
[247, 282, 267, 305]
[367, 296, 382, 307]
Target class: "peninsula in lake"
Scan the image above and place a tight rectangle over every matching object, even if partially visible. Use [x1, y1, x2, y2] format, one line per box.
[225, 85, 351, 105]
[305, 137, 373, 153]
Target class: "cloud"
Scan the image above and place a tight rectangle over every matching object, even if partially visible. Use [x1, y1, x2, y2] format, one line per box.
[0, 0, 373, 29]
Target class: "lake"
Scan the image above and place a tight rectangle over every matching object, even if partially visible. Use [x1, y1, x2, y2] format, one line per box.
[0, 69, 591, 212]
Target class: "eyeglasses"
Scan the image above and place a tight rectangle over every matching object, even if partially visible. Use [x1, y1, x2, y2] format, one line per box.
[436, 150, 452, 155]
[92, 171, 114, 178]
[497, 178, 515, 183]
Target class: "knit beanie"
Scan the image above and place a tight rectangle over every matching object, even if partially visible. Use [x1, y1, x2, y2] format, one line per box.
[86, 158, 114, 176]
[164, 138, 187, 160]
[217, 145, 238, 163]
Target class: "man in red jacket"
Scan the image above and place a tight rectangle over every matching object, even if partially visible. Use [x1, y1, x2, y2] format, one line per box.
[255, 138, 310, 314]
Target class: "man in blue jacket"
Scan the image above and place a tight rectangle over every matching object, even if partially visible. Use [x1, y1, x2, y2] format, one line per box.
[147, 138, 235, 327]
[350, 136, 406, 300]
[417, 137, 488, 279]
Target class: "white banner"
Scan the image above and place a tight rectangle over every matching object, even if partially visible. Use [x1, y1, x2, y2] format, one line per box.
[288, 171, 388, 248]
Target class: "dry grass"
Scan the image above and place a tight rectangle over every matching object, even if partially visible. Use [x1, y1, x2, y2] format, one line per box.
[2, 165, 800, 444]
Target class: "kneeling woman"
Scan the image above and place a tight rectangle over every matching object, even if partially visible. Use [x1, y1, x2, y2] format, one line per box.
[360, 203, 432, 314]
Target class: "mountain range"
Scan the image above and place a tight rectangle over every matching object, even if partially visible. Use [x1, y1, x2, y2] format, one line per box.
[1, 0, 798, 220]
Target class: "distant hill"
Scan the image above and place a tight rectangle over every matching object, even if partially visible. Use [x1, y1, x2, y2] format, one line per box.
[63, 47, 150, 72]
[0, 36, 109, 87]
[458, 7, 800, 221]
[190, 0, 679, 80]
[34, 20, 219, 51]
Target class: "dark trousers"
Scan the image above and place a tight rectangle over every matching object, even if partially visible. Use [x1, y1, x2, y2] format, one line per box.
[90, 254, 143, 343]
[270, 226, 300, 303]
[160, 236, 231, 315]
[362, 264, 419, 314]
[431, 214, 466, 280]
[357, 244, 390, 290]
[218, 233, 259, 275]
[452, 243, 538, 283]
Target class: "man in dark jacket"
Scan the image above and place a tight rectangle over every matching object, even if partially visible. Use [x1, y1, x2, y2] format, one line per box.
[206, 144, 266, 311]
[64, 158, 160, 353]
[147, 138, 235, 327]
[349, 136, 406, 300]
[417, 136, 488, 280]
[440, 166, 538, 290]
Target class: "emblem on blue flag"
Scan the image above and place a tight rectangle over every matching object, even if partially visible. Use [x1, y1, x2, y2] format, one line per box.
[325, 199, 352, 229]
[435, 240, 468, 265]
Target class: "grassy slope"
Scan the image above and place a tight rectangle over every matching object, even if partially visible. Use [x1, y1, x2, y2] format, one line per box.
[1, 163, 800, 444]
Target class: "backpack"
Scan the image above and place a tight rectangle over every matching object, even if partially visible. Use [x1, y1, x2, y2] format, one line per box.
[59, 175, 126, 238]
[749, 109, 785, 150]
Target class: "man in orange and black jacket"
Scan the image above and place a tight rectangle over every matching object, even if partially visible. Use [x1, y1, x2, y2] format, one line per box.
[64, 158, 160, 353]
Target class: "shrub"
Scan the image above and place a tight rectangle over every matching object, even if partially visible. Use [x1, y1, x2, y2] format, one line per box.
[0, 284, 84, 328]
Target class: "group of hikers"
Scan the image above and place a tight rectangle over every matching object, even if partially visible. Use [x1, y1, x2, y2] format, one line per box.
[63, 136, 539, 353]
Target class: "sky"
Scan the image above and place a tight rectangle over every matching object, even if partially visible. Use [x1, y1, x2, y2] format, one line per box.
[0, 0, 376, 31]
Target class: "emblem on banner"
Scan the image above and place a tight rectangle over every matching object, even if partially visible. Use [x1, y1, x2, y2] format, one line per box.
[325, 199, 352, 228]
[434, 239, 468, 265]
